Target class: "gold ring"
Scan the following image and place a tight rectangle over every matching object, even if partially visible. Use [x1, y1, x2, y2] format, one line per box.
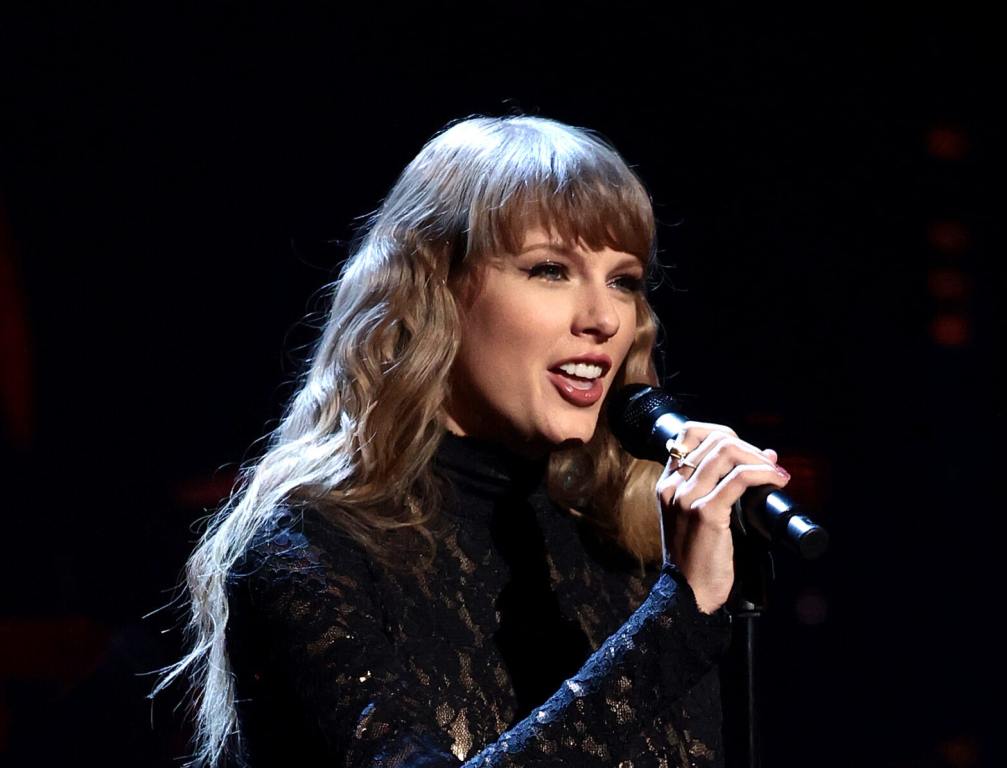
[666, 439, 696, 470]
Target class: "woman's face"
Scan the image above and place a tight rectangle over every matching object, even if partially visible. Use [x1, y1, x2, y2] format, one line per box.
[443, 226, 644, 457]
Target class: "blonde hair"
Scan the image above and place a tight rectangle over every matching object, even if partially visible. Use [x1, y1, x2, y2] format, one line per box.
[150, 114, 664, 767]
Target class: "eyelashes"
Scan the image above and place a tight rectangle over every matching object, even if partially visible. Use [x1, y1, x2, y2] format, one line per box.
[612, 275, 645, 293]
[525, 262, 644, 293]
[527, 262, 567, 281]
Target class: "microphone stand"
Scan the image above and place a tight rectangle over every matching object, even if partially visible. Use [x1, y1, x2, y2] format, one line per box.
[722, 500, 775, 768]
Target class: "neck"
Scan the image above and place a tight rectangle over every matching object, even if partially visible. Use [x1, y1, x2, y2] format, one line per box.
[440, 415, 555, 462]
[434, 430, 549, 507]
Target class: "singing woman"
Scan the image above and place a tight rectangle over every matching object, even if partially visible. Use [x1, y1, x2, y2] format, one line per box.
[153, 114, 790, 767]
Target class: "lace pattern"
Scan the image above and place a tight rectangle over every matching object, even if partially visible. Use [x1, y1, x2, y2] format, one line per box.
[224, 437, 732, 767]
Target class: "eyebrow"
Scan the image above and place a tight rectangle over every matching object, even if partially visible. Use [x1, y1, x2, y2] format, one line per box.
[519, 242, 644, 271]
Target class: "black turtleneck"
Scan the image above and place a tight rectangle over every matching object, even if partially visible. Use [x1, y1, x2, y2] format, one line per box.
[225, 433, 733, 767]
[435, 432, 591, 718]
[433, 431, 548, 503]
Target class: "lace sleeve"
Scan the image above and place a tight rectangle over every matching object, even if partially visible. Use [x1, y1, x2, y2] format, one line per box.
[226, 509, 732, 767]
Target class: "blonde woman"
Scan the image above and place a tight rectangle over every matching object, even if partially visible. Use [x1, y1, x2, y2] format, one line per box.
[153, 115, 790, 767]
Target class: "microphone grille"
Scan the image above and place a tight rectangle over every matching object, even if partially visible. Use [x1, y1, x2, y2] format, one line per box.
[607, 384, 678, 460]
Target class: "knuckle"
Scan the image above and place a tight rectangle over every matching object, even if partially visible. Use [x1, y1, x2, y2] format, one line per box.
[677, 423, 700, 445]
[671, 489, 696, 513]
[718, 465, 750, 490]
[688, 420, 735, 436]
[657, 481, 675, 502]
[691, 497, 730, 527]
[680, 421, 737, 444]
[710, 435, 743, 460]
[717, 436, 771, 466]
[658, 479, 689, 506]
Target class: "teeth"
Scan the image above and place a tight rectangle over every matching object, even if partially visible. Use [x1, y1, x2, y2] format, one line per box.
[558, 362, 603, 379]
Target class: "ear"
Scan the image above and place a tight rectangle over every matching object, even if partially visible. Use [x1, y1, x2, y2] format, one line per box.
[447, 261, 488, 313]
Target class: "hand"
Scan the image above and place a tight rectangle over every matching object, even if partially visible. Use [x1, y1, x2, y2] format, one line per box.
[656, 422, 790, 614]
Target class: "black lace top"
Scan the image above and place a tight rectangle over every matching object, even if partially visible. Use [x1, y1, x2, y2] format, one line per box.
[225, 433, 733, 767]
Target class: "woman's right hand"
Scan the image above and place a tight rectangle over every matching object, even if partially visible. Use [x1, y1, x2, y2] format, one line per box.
[655, 422, 791, 614]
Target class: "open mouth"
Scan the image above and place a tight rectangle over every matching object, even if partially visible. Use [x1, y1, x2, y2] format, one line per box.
[546, 363, 607, 406]
[549, 367, 601, 391]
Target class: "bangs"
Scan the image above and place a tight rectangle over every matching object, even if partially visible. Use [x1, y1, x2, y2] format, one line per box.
[461, 120, 655, 267]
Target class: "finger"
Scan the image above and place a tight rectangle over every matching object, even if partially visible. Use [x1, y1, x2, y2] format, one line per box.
[658, 428, 739, 505]
[670, 421, 738, 454]
[660, 432, 732, 499]
[692, 435, 779, 479]
[679, 421, 739, 440]
[664, 422, 737, 475]
[674, 436, 783, 509]
[688, 462, 792, 525]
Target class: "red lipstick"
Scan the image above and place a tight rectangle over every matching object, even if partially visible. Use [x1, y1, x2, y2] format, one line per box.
[546, 354, 613, 407]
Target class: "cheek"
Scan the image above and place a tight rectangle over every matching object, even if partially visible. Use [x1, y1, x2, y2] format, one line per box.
[474, 280, 557, 347]
[459, 291, 545, 386]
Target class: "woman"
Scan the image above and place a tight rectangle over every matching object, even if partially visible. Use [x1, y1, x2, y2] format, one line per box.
[153, 115, 790, 767]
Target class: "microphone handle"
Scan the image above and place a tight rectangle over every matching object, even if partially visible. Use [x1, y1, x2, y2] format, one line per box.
[737, 485, 829, 560]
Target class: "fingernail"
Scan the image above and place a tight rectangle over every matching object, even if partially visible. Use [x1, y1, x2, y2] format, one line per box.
[775, 465, 790, 480]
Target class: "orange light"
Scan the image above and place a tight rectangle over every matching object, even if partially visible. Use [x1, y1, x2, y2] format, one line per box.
[927, 220, 970, 255]
[930, 314, 970, 346]
[939, 734, 980, 768]
[926, 126, 968, 160]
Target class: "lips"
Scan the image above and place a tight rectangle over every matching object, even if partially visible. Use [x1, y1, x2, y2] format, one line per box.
[546, 354, 612, 407]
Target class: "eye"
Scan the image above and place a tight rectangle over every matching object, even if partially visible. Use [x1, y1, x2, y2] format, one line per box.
[526, 262, 568, 281]
[610, 274, 645, 293]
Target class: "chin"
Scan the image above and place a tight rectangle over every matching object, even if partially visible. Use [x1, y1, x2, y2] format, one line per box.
[553, 436, 589, 452]
[544, 418, 599, 447]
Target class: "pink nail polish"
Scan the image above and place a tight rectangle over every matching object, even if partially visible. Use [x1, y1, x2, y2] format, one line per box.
[775, 465, 791, 480]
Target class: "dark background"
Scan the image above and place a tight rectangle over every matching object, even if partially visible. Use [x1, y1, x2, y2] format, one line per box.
[0, 2, 999, 766]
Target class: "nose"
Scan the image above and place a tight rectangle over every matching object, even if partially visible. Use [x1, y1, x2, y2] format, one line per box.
[572, 281, 621, 340]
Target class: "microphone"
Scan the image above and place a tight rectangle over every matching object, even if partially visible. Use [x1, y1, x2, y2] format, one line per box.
[608, 384, 828, 560]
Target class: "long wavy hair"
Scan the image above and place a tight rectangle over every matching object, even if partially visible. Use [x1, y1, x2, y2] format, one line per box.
[151, 114, 665, 767]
